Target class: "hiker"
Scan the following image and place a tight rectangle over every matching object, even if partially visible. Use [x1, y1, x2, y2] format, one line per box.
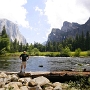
[19, 51, 29, 73]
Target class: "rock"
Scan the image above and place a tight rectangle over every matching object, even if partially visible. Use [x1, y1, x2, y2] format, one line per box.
[0, 88, 5, 90]
[33, 76, 50, 86]
[53, 82, 62, 87]
[9, 82, 22, 88]
[0, 77, 8, 83]
[0, 78, 4, 82]
[28, 86, 40, 90]
[28, 80, 37, 87]
[0, 72, 7, 78]
[18, 78, 25, 82]
[6, 75, 12, 82]
[5, 83, 20, 90]
[61, 83, 69, 89]
[18, 77, 32, 86]
[20, 86, 28, 90]
[11, 74, 19, 82]
[44, 86, 53, 90]
[0, 71, 80, 90]
[54, 85, 62, 90]
[39, 65, 43, 67]
[37, 85, 42, 90]
[24, 77, 32, 82]
[7, 75, 11, 80]
[18, 77, 32, 82]
[0, 82, 5, 88]
[42, 83, 54, 88]
[53, 82, 62, 90]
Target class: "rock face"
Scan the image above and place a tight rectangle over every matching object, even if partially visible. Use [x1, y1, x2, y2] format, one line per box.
[0, 19, 27, 44]
[48, 18, 90, 42]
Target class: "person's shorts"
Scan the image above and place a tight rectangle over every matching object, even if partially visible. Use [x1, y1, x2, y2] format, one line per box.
[21, 61, 26, 66]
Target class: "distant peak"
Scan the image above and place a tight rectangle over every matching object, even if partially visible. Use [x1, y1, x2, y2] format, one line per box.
[63, 21, 70, 26]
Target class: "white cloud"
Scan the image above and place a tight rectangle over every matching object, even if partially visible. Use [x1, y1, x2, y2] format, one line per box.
[44, 0, 90, 29]
[0, 0, 29, 27]
[76, 0, 90, 11]
[35, 6, 43, 15]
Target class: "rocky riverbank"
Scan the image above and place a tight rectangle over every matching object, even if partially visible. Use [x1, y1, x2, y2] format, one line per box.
[0, 71, 79, 90]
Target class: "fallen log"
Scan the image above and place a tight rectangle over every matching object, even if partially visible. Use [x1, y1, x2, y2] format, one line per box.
[3, 71, 90, 82]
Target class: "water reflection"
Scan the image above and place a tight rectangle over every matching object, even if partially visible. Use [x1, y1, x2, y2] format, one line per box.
[0, 60, 10, 69]
[0, 56, 90, 72]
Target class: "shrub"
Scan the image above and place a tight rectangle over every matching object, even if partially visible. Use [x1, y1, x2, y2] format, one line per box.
[87, 50, 90, 56]
[74, 48, 81, 57]
[60, 47, 70, 57]
[0, 48, 6, 55]
[30, 48, 40, 56]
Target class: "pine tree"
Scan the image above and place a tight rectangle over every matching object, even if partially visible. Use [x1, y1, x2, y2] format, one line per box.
[0, 26, 10, 54]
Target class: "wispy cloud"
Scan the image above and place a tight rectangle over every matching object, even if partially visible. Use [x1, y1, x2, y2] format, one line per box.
[0, 0, 29, 28]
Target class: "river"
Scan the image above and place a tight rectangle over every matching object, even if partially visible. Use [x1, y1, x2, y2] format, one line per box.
[0, 56, 90, 72]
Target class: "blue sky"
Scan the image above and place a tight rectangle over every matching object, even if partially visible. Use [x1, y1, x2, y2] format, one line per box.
[0, 0, 90, 44]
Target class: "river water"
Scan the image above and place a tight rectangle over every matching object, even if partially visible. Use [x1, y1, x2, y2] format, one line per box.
[0, 56, 90, 72]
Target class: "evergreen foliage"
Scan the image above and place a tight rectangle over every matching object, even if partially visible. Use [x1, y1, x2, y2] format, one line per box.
[0, 26, 10, 54]
[0, 25, 90, 56]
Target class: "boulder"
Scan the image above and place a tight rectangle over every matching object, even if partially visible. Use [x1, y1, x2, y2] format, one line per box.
[54, 85, 62, 90]
[10, 74, 19, 82]
[20, 86, 28, 90]
[53, 82, 62, 87]
[28, 80, 37, 87]
[0, 82, 5, 88]
[44, 86, 53, 90]
[0, 72, 7, 78]
[0, 88, 5, 90]
[33, 76, 50, 86]
[9, 82, 22, 87]
[28, 86, 40, 90]
[18, 77, 32, 82]
[5, 83, 20, 90]
[61, 83, 69, 89]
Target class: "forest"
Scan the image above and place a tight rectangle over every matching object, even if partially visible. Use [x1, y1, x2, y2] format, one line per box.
[0, 26, 90, 56]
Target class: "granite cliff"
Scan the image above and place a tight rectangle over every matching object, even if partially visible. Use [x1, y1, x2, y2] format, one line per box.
[0, 19, 27, 44]
[48, 18, 90, 42]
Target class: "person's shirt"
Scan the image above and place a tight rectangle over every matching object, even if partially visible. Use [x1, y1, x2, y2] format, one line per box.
[20, 54, 29, 61]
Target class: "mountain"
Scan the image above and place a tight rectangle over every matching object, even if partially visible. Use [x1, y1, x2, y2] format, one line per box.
[0, 19, 27, 44]
[47, 18, 90, 42]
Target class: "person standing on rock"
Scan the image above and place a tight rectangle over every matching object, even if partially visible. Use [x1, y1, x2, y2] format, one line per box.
[19, 51, 29, 73]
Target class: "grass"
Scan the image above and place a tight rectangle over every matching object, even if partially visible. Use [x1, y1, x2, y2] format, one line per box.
[0, 51, 89, 57]
[80, 51, 88, 57]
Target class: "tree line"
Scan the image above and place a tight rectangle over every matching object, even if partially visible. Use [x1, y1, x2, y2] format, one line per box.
[0, 26, 90, 55]
[34, 31, 90, 52]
